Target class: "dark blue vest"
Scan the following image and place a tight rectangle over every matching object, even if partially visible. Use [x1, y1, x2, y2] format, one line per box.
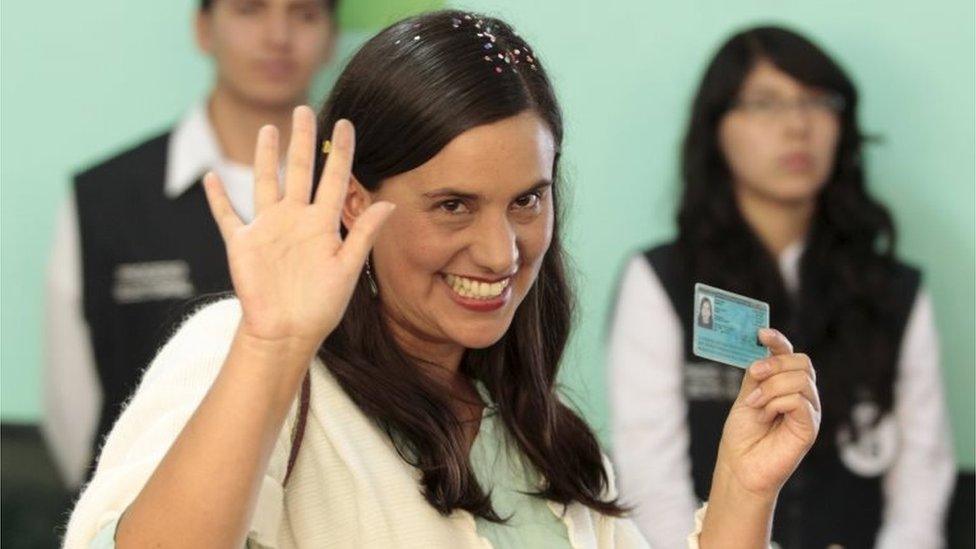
[643, 242, 919, 548]
[73, 131, 232, 473]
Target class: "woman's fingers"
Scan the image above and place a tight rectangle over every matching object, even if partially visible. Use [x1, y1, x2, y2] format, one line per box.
[748, 351, 815, 384]
[340, 201, 396, 270]
[203, 172, 243, 239]
[735, 342, 816, 410]
[254, 125, 281, 214]
[313, 119, 355, 229]
[758, 393, 820, 428]
[758, 327, 794, 356]
[743, 370, 820, 412]
[284, 106, 317, 204]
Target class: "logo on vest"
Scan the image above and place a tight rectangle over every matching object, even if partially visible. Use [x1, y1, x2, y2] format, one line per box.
[836, 400, 898, 477]
[112, 260, 195, 303]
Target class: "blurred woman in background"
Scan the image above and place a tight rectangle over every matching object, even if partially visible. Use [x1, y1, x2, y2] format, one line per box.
[609, 25, 955, 549]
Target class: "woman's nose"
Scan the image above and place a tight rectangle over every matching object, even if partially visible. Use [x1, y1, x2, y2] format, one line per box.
[782, 104, 813, 136]
[470, 214, 519, 274]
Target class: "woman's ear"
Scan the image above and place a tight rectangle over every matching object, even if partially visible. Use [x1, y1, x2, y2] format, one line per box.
[341, 177, 373, 232]
[194, 10, 213, 54]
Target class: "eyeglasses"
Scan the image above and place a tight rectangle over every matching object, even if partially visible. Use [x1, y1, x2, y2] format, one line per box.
[729, 94, 846, 120]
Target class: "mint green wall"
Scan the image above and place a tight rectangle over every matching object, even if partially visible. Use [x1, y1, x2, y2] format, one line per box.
[457, 0, 975, 468]
[2, 1, 973, 468]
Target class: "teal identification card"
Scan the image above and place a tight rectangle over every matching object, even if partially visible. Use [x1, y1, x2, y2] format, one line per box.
[692, 283, 770, 369]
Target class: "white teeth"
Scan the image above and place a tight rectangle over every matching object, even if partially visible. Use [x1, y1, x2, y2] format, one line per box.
[444, 274, 511, 300]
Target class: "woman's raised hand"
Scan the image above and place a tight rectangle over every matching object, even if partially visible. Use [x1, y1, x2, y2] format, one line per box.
[714, 329, 822, 497]
[203, 106, 394, 352]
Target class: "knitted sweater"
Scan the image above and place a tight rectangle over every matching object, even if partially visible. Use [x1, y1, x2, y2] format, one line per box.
[63, 298, 709, 548]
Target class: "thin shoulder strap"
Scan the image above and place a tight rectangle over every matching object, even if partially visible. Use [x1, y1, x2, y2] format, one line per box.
[284, 370, 311, 486]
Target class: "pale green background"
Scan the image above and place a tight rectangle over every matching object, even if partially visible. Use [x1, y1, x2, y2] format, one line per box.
[2, 1, 973, 469]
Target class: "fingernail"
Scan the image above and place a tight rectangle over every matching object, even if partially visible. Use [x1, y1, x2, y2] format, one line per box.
[333, 119, 353, 148]
[745, 387, 763, 406]
[751, 361, 771, 377]
[759, 327, 775, 338]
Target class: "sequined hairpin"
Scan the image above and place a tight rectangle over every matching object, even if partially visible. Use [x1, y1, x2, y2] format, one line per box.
[451, 14, 538, 75]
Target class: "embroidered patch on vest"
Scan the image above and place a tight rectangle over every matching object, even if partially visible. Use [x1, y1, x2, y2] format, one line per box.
[836, 400, 899, 477]
[112, 260, 195, 303]
[684, 361, 743, 401]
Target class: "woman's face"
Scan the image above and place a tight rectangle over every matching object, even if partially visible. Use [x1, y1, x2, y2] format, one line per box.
[347, 111, 556, 357]
[700, 299, 712, 322]
[718, 60, 841, 205]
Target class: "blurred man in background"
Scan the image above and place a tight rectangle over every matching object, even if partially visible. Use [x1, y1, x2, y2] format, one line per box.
[43, 0, 340, 492]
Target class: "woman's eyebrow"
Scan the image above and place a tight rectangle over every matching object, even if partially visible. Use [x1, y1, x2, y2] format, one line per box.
[423, 188, 480, 200]
[422, 179, 552, 200]
[521, 179, 553, 195]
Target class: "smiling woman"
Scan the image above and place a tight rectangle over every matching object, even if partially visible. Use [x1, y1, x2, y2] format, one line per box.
[340, 113, 557, 347]
[306, 12, 621, 525]
[64, 10, 821, 549]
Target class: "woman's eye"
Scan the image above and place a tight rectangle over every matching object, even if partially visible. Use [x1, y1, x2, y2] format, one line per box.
[513, 192, 541, 209]
[438, 199, 469, 214]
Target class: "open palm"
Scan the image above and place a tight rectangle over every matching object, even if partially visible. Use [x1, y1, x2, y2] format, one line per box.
[203, 107, 394, 349]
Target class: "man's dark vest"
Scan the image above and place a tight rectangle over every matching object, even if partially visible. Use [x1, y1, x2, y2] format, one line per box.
[643, 242, 919, 549]
[74, 131, 232, 472]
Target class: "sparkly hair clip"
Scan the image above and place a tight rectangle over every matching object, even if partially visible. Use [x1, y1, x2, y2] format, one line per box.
[450, 14, 538, 75]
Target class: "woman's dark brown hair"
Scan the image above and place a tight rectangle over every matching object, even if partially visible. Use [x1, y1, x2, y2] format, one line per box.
[303, 10, 626, 522]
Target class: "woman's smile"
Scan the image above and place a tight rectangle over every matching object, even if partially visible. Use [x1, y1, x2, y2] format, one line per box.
[441, 272, 515, 312]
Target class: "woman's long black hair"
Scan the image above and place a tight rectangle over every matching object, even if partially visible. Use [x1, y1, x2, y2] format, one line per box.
[678, 25, 906, 451]
[310, 10, 626, 521]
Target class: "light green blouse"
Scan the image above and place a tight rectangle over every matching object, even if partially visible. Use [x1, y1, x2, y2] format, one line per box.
[469, 384, 572, 548]
[90, 384, 572, 548]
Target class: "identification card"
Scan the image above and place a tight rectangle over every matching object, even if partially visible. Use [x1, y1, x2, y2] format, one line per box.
[692, 283, 770, 368]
